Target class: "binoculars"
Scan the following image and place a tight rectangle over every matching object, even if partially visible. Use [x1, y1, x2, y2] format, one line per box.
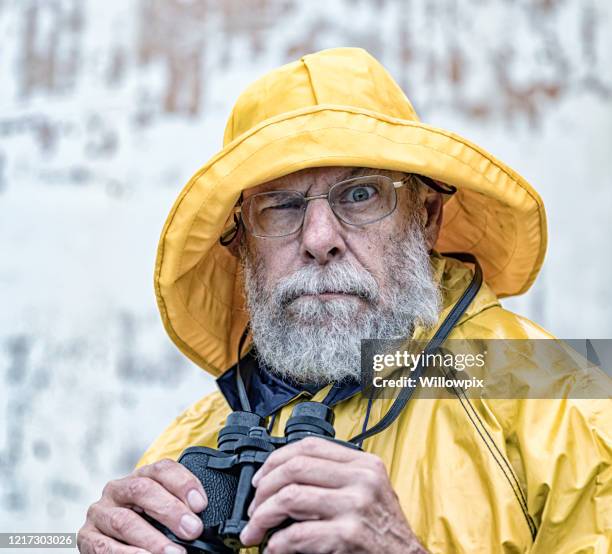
[149, 401, 359, 553]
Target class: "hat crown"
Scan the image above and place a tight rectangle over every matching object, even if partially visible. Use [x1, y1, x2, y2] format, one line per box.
[223, 47, 420, 145]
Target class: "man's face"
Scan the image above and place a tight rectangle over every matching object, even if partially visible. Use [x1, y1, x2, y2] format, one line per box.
[237, 166, 444, 385]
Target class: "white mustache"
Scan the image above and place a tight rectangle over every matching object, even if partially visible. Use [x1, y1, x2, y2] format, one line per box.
[272, 263, 380, 307]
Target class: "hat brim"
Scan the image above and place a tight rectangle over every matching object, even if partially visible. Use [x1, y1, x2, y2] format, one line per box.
[155, 105, 547, 375]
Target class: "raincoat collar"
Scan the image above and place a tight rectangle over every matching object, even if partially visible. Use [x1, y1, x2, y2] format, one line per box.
[216, 349, 361, 417]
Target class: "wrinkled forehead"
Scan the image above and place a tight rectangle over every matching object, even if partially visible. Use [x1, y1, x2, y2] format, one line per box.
[243, 166, 405, 197]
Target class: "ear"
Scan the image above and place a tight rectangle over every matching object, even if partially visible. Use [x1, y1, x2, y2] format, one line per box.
[223, 223, 244, 258]
[422, 189, 444, 251]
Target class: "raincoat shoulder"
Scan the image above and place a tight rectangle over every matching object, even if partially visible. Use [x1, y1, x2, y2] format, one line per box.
[137, 389, 231, 467]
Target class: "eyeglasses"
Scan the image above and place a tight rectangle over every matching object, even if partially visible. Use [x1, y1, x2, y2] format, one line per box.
[219, 173, 456, 243]
[239, 175, 413, 238]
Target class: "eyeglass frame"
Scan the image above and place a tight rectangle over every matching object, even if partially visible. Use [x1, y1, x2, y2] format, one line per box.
[219, 173, 456, 244]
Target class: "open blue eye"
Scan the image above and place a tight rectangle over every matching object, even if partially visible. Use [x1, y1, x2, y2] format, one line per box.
[342, 185, 378, 203]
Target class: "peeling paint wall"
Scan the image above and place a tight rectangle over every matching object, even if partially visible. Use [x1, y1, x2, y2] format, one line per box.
[1, 0, 611, 536]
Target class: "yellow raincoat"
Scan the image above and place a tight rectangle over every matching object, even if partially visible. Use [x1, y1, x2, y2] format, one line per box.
[139, 253, 611, 553]
[139, 49, 611, 552]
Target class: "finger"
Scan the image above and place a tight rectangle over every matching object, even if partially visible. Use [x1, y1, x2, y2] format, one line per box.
[241, 484, 352, 546]
[103, 478, 203, 541]
[264, 520, 349, 554]
[253, 437, 360, 487]
[89, 505, 186, 554]
[135, 459, 207, 513]
[77, 525, 159, 554]
[249, 457, 354, 516]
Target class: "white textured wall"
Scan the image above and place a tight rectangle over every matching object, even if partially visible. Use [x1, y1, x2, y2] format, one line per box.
[1, 0, 611, 539]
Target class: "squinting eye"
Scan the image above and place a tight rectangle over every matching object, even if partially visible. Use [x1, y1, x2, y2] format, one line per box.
[342, 185, 377, 203]
[262, 198, 302, 212]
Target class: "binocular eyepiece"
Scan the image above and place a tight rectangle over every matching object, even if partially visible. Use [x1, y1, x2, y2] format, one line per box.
[218, 401, 335, 452]
[148, 401, 357, 553]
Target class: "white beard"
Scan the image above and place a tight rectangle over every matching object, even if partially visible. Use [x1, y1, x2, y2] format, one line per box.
[242, 216, 441, 385]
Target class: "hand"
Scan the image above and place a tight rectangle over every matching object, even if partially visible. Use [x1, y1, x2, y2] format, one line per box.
[77, 459, 207, 554]
[240, 437, 427, 554]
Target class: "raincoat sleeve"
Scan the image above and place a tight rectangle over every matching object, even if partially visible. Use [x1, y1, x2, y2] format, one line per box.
[499, 397, 611, 553]
[466, 308, 612, 552]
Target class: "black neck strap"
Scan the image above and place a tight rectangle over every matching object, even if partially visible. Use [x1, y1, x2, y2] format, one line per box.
[348, 252, 483, 445]
[235, 328, 252, 412]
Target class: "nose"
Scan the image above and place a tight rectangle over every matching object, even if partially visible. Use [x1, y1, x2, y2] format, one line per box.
[299, 198, 347, 265]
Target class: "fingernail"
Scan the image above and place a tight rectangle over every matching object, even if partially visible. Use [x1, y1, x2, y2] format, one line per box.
[240, 523, 251, 545]
[180, 513, 202, 536]
[187, 489, 206, 512]
[247, 501, 255, 517]
[252, 470, 261, 487]
[164, 546, 185, 554]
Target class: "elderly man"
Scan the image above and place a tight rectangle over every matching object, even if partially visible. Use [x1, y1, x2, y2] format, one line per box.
[78, 48, 610, 553]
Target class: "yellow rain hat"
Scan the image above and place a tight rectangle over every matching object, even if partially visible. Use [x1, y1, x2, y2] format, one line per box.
[155, 47, 547, 376]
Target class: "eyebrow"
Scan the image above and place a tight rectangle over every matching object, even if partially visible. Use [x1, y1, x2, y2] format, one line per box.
[346, 167, 365, 178]
[302, 167, 361, 195]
